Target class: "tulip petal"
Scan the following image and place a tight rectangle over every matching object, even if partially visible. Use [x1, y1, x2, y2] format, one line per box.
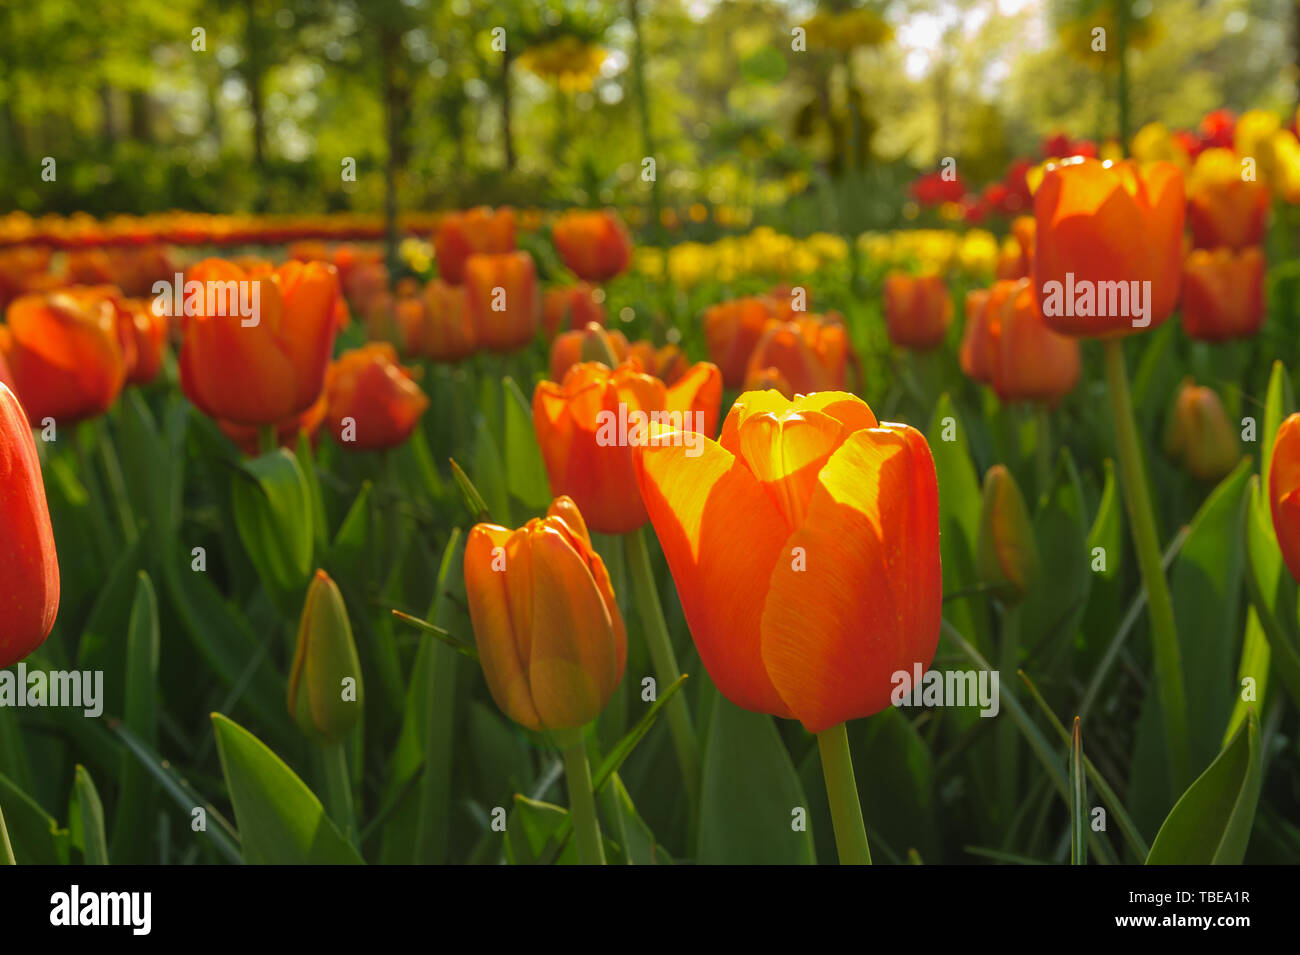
[635, 435, 793, 718]
[760, 424, 941, 732]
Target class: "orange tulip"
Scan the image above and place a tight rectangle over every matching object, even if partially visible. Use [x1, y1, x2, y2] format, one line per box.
[635, 390, 940, 731]
[1186, 148, 1270, 251]
[180, 258, 340, 426]
[464, 251, 540, 353]
[1181, 246, 1266, 342]
[743, 315, 848, 396]
[324, 343, 429, 451]
[1033, 158, 1184, 336]
[422, 279, 478, 362]
[218, 394, 327, 457]
[549, 324, 629, 384]
[884, 273, 952, 350]
[542, 283, 606, 338]
[2, 287, 126, 426]
[551, 210, 633, 282]
[1270, 413, 1300, 583]
[626, 340, 690, 386]
[703, 296, 775, 388]
[464, 496, 626, 730]
[990, 279, 1081, 403]
[959, 287, 995, 385]
[434, 206, 516, 285]
[533, 360, 722, 534]
[1164, 379, 1239, 482]
[121, 297, 168, 386]
[0, 382, 60, 668]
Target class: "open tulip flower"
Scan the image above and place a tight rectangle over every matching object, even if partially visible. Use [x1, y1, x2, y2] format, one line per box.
[180, 258, 341, 427]
[0, 381, 60, 669]
[324, 343, 429, 451]
[1, 286, 127, 426]
[533, 360, 722, 535]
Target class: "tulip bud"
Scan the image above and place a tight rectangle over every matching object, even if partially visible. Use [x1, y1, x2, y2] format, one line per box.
[977, 464, 1040, 602]
[1163, 378, 1240, 482]
[288, 570, 364, 743]
[463, 497, 627, 730]
[0, 382, 60, 668]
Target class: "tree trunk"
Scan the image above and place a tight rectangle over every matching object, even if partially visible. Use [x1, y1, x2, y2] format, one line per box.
[500, 47, 515, 171]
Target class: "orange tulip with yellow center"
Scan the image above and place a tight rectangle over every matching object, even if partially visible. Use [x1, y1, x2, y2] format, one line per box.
[1, 286, 127, 426]
[533, 360, 722, 534]
[464, 495, 626, 731]
[884, 273, 953, 350]
[1033, 157, 1184, 337]
[435, 206, 516, 285]
[324, 343, 429, 451]
[180, 258, 340, 426]
[1181, 246, 1266, 342]
[704, 296, 777, 388]
[1186, 148, 1270, 251]
[551, 210, 633, 283]
[464, 251, 540, 353]
[634, 390, 941, 732]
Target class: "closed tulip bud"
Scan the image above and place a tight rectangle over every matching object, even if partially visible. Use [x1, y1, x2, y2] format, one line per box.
[976, 464, 1040, 602]
[422, 278, 477, 362]
[325, 344, 428, 451]
[551, 210, 633, 282]
[704, 296, 776, 388]
[1164, 379, 1239, 482]
[1186, 148, 1270, 250]
[533, 360, 722, 534]
[434, 206, 516, 285]
[1034, 158, 1184, 337]
[122, 298, 168, 386]
[0, 382, 60, 668]
[464, 251, 540, 353]
[3, 288, 127, 426]
[990, 279, 1081, 403]
[550, 324, 628, 383]
[180, 259, 340, 426]
[1269, 413, 1300, 583]
[1181, 247, 1266, 342]
[884, 273, 953, 350]
[288, 570, 364, 743]
[636, 390, 940, 731]
[542, 283, 606, 339]
[464, 496, 627, 730]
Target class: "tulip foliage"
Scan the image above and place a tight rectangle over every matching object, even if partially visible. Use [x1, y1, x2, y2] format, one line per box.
[2, 133, 1300, 869]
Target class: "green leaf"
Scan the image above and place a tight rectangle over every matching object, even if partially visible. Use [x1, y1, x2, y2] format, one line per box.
[696, 698, 815, 864]
[449, 457, 493, 524]
[473, 412, 511, 524]
[1170, 457, 1252, 769]
[0, 773, 70, 865]
[1146, 711, 1263, 865]
[211, 713, 364, 865]
[852, 707, 938, 863]
[326, 481, 373, 580]
[1069, 718, 1086, 866]
[506, 796, 574, 865]
[1086, 459, 1121, 580]
[1224, 608, 1269, 748]
[70, 766, 109, 865]
[503, 376, 551, 510]
[296, 430, 329, 557]
[1261, 359, 1294, 498]
[109, 573, 161, 863]
[0, 801, 15, 865]
[230, 448, 314, 597]
[1021, 448, 1091, 654]
[75, 538, 142, 716]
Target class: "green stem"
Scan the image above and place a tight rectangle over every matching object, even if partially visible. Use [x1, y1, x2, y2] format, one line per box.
[96, 418, 138, 545]
[320, 740, 358, 848]
[817, 722, 871, 864]
[624, 527, 700, 807]
[73, 430, 115, 562]
[258, 424, 277, 455]
[1034, 403, 1051, 502]
[1102, 338, 1191, 790]
[998, 603, 1021, 821]
[0, 802, 14, 865]
[557, 728, 605, 865]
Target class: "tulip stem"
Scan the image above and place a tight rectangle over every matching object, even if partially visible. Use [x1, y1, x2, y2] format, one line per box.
[72, 431, 115, 563]
[258, 425, 277, 455]
[556, 728, 605, 865]
[320, 740, 358, 849]
[1101, 338, 1191, 790]
[624, 527, 701, 808]
[817, 722, 871, 865]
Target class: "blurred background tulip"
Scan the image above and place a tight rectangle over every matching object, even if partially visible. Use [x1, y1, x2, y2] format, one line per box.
[463, 251, 539, 353]
[542, 283, 606, 339]
[551, 210, 633, 282]
[1186, 148, 1270, 251]
[434, 206, 516, 285]
[990, 279, 1080, 403]
[324, 343, 428, 451]
[1164, 378, 1240, 482]
[422, 278, 477, 362]
[976, 464, 1040, 602]
[1271, 413, 1300, 584]
[1181, 246, 1266, 341]
[550, 323, 629, 383]
[884, 272, 952, 350]
[704, 295, 774, 388]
